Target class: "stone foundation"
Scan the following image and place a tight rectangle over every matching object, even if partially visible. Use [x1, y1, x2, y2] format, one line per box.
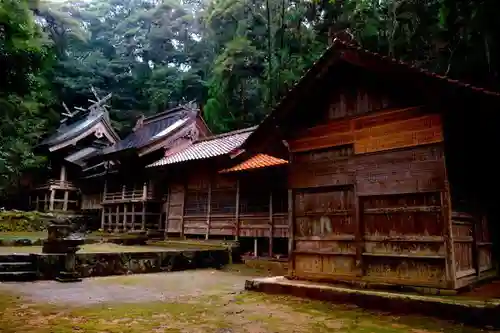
[35, 249, 229, 279]
[245, 276, 500, 329]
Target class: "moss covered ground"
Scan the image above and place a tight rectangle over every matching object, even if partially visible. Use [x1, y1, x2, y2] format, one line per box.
[0, 268, 493, 333]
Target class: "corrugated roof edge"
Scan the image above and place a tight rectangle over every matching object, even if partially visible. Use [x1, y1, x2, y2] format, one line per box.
[194, 125, 257, 143]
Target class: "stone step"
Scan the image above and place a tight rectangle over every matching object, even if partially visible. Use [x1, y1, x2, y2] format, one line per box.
[0, 262, 34, 273]
[0, 271, 37, 282]
[0, 254, 35, 263]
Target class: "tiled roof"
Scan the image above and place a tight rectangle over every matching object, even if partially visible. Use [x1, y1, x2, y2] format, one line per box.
[101, 107, 194, 156]
[148, 126, 255, 167]
[219, 154, 288, 173]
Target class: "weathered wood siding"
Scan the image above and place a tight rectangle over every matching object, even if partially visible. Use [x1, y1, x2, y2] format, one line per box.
[288, 104, 455, 288]
[163, 170, 289, 239]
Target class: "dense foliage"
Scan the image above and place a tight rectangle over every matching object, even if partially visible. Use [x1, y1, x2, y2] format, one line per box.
[1, 0, 500, 195]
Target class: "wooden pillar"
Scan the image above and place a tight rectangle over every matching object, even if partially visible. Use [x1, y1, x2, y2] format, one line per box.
[115, 205, 120, 233]
[235, 179, 240, 241]
[123, 203, 128, 232]
[44, 192, 48, 211]
[60, 165, 66, 182]
[288, 189, 295, 276]
[206, 180, 212, 240]
[131, 203, 136, 230]
[63, 191, 69, 211]
[254, 238, 258, 258]
[442, 189, 456, 289]
[35, 195, 40, 211]
[49, 189, 55, 211]
[354, 186, 362, 277]
[142, 182, 147, 200]
[164, 187, 171, 239]
[269, 190, 273, 258]
[101, 207, 106, 230]
[141, 203, 146, 230]
[180, 183, 186, 239]
[122, 185, 126, 200]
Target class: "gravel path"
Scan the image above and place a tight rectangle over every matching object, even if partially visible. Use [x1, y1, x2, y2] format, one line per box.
[0, 269, 250, 306]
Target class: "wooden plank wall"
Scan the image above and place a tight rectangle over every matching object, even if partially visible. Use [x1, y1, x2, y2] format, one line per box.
[164, 171, 289, 240]
[288, 105, 456, 288]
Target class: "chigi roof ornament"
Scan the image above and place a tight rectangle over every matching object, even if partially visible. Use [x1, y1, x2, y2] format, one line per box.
[60, 86, 112, 124]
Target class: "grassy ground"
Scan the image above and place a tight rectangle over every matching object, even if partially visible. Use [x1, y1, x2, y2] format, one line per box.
[0, 268, 493, 333]
[0, 232, 46, 240]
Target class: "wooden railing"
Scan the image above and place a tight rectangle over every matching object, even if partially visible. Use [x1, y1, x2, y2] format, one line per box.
[36, 179, 77, 190]
[103, 189, 154, 203]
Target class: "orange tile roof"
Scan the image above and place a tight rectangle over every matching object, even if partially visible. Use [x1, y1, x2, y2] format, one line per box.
[219, 154, 288, 173]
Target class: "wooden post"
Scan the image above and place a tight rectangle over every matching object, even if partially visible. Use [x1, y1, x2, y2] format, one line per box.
[123, 203, 128, 232]
[122, 185, 126, 200]
[63, 191, 69, 211]
[288, 189, 294, 276]
[354, 185, 363, 277]
[269, 190, 273, 258]
[442, 189, 456, 289]
[131, 203, 135, 230]
[35, 195, 39, 211]
[235, 179, 240, 241]
[142, 182, 147, 200]
[472, 216, 480, 278]
[164, 186, 171, 239]
[115, 205, 120, 233]
[141, 203, 146, 231]
[101, 207, 106, 230]
[44, 192, 48, 211]
[254, 238, 258, 258]
[206, 180, 212, 240]
[49, 189, 55, 211]
[180, 183, 186, 239]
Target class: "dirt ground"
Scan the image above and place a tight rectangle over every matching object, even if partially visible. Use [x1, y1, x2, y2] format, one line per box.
[0, 266, 493, 333]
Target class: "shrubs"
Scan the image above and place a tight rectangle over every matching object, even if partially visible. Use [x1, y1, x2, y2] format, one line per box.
[0, 211, 48, 232]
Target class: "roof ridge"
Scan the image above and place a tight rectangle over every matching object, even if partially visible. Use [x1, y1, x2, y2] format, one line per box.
[143, 104, 197, 124]
[195, 126, 257, 143]
[332, 38, 500, 97]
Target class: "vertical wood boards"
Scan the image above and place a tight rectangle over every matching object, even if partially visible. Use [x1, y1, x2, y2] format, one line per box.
[288, 105, 453, 287]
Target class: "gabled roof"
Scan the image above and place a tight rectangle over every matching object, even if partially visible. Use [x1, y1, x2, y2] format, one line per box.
[40, 111, 118, 147]
[148, 126, 255, 167]
[242, 38, 500, 150]
[101, 105, 197, 157]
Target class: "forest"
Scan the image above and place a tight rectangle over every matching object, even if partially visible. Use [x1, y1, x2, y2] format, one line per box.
[1, 0, 500, 196]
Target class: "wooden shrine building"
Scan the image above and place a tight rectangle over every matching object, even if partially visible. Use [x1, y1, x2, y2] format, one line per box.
[147, 127, 289, 257]
[95, 103, 211, 232]
[241, 37, 499, 290]
[32, 91, 119, 213]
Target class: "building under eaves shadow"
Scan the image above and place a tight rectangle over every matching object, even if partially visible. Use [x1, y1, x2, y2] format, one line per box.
[145, 126, 290, 259]
[90, 102, 212, 232]
[31, 93, 119, 217]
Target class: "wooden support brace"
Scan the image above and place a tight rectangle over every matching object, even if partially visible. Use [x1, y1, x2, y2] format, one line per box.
[131, 203, 135, 230]
[254, 238, 258, 258]
[115, 205, 120, 233]
[101, 207, 105, 230]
